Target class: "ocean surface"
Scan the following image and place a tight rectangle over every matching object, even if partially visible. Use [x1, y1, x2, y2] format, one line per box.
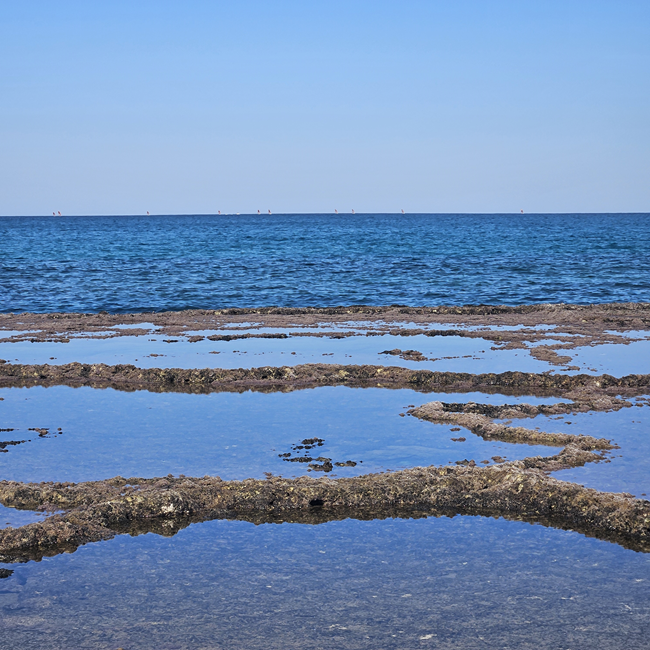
[1, 213, 649, 312]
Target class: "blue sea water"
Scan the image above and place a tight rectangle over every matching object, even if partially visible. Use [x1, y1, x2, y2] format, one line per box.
[1, 213, 649, 312]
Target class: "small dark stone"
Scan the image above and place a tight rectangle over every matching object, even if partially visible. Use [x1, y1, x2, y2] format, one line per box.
[309, 460, 333, 472]
[301, 438, 324, 446]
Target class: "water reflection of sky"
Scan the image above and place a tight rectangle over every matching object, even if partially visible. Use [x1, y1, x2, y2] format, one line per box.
[0, 385, 557, 484]
[0, 503, 53, 529]
[0, 331, 548, 373]
[3, 332, 649, 376]
[547, 405, 650, 498]
[1, 514, 648, 648]
[0, 336, 647, 648]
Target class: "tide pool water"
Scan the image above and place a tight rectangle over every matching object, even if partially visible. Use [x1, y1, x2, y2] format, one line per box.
[1, 213, 649, 312]
[1, 515, 649, 649]
[0, 385, 556, 484]
[3, 329, 650, 375]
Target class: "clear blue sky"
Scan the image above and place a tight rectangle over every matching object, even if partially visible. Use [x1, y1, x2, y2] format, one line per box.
[1, 0, 648, 215]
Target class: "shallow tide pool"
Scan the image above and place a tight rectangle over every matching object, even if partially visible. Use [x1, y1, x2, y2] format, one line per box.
[3, 329, 649, 376]
[0, 331, 551, 373]
[0, 385, 557, 483]
[1, 514, 649, 649]
[0, 327, 648, 649]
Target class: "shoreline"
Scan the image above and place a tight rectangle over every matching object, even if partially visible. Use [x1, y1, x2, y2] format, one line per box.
[2, 460, 649, 564]
[1, 305, 648, 567]
[1, 363, 648, 562]
[3, 301, 650, 328]
[1, 361, 649, 396]
[2, 303, 649, 371]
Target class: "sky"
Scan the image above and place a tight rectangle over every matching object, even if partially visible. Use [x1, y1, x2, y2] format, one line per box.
[1, 0, 649, 215]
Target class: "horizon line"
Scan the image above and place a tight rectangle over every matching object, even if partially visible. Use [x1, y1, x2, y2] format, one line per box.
[1, 211, 649, 218]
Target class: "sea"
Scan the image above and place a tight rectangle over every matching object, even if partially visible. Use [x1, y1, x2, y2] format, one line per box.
[1, 213, 649, 312]
[1, 213, 650, 648]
